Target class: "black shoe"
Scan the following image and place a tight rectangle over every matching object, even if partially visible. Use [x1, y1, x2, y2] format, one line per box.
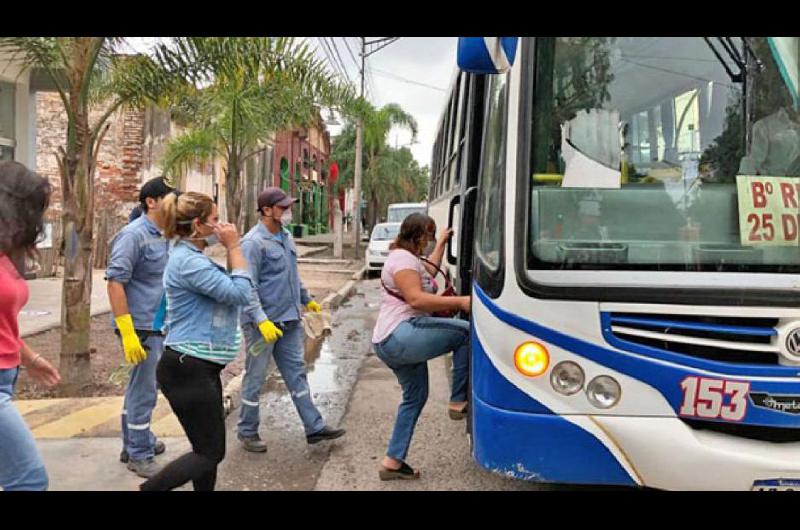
[379, 461, 420, 481]
[238, 433, 268, 453]
[120, 440, 166, 463]
[306, 426, 346, 444]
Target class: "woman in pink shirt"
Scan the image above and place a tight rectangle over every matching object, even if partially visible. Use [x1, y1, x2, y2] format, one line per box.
[0, 161, 61, 490]
[372, 213, 471, 480]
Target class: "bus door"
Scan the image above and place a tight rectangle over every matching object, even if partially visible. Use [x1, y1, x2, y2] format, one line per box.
[448, 74, 487, 295]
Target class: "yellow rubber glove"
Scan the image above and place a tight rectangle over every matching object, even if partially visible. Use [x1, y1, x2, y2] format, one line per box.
[258, 319, 283, 344]
[115, 314, 147, 365]
[306, 300, 322, 313]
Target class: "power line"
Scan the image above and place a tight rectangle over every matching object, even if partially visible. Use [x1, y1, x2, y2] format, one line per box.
[327, 37, 352, 86]
[341, 37, 360, 70]
[370, 67, 447, 92]
[317, 36, 353, 88]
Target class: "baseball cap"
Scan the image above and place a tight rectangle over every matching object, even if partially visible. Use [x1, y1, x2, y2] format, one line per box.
[258, 186, 298, 211]
[139, 176, 176, 204]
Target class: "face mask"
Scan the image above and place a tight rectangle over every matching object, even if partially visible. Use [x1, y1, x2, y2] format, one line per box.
[424, 240, 436, 255]
[203, 223, 219, 246]
[280, 211, 293, 226]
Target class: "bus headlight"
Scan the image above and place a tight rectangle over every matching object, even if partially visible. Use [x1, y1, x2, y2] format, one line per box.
[550, 361, 584, 395]
[586, 376, 621, 409]
[514, 341, 549, 377]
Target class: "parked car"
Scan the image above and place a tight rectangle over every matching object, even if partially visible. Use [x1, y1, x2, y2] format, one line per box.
[365, 222, 401, 275]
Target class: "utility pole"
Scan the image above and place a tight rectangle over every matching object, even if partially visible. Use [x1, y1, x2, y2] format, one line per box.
[353, 37, 400, 259]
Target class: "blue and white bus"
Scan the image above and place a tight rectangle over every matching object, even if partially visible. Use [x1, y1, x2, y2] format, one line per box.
[433, 37, 800, 490]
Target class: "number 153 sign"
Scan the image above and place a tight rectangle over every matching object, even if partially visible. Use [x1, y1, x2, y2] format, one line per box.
[737, 175, 800, 246]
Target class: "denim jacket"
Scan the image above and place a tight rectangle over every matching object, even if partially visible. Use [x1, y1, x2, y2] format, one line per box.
[240, 222, 311, 325]
[163, 240, 254, 349]
[105, 215, 169, 331]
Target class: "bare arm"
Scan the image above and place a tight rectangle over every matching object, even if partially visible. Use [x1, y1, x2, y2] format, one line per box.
[422, 228, 452, 276]
[107, 280, 130, 318]
[394, 269, 469, 314]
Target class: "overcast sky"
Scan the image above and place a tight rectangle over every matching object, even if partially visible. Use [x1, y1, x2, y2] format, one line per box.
[125, 37, 459, 169]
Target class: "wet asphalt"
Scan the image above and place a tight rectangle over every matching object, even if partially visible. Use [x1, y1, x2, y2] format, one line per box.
[216, 281, 379, 491]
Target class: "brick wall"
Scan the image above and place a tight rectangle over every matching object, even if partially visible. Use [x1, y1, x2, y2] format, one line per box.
[36, 92, 146, 219]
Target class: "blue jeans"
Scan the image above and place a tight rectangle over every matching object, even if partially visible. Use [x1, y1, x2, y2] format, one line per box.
[237, 320, 325, 437]
[121, 334, 163, 460]
[373, 316, 470, 462]
[0, 368, 49, 490]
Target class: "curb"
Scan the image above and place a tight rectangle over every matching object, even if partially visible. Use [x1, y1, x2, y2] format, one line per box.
[320, 265, 366, 311]
[222, 264, 366, 414]
[297, 245, 328, 259]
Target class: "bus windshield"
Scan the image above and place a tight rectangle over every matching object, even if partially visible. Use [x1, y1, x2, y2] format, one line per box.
[528, 37, 800, 273]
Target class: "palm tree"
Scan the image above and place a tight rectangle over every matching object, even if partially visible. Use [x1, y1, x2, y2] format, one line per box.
[153, 37, 354, 228]
[334, 102, 419, 228]
[0, 37, 179, 391]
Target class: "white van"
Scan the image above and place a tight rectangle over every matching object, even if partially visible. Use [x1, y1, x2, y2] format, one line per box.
[386, 202, 426, 223]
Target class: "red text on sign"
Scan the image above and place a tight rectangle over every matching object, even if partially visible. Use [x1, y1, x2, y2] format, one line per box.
[679, 376, 750, 421]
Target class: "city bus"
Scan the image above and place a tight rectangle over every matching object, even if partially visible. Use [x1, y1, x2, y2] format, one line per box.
[436, 36, 800, 490]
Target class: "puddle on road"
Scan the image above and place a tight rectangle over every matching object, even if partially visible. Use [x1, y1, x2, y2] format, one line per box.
[304, 336, 348, 394]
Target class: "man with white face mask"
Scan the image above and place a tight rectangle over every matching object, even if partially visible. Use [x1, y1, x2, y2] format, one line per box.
[237, 187, 346, 452]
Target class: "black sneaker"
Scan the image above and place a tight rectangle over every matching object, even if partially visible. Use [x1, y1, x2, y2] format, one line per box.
[120, 440, 166, 463]
[306, 426, 346, 444]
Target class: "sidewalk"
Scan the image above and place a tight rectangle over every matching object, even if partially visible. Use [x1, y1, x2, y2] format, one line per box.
[20, 270, 110, 338]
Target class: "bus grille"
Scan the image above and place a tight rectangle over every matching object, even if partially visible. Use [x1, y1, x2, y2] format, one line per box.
[607, 313, 780, 365]
[682, 418, 800, 443]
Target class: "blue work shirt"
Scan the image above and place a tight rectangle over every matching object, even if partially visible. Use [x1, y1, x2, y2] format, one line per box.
[241, 222, 311, 325]
[105, 215, 169, 331]
[163, 240, 254, 349]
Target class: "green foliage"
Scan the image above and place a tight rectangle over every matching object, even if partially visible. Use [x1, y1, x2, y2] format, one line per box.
[150, 37, 354, 224]
[331, 103, 428, 223]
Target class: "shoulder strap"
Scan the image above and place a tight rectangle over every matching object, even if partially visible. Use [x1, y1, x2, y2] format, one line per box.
[381, 278, 407, 302]
[419, 256, 453, 290]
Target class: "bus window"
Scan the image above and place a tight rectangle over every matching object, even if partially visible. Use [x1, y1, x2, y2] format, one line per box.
[528, 37, 800, 274]
[476, 72, 509, 271]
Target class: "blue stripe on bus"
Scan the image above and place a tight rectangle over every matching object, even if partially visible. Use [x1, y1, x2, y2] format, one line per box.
[472, 329, 636, 485]
[473, 283, 800, 429]
[608, 315, 777, 337]
[472, 326, 550, 414]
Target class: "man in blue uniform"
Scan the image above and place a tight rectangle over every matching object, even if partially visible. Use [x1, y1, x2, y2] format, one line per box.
[106, 177, 174, 477]
[237, 187, 346, 452]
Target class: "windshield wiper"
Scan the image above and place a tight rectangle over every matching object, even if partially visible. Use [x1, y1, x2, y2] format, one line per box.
[703, 37, 764, 83]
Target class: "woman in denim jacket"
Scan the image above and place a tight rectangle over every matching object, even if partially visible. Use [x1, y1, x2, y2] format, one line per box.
[139, 191, 254, 491]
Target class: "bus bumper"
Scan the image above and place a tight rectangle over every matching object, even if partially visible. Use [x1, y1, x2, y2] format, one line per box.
[473, 396, 800, 490]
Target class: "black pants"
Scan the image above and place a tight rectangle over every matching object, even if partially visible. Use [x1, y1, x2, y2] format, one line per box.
[140, 347, 226, 491]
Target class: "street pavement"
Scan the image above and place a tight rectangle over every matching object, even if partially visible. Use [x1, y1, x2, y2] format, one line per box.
[20, 277, 550, 491]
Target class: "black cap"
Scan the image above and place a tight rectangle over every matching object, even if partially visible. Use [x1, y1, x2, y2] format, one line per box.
[138, 176, 175, 204]
[258, 186, 298, 211]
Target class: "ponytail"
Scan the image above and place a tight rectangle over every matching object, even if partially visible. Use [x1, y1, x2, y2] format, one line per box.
[162, 191, 214, 239]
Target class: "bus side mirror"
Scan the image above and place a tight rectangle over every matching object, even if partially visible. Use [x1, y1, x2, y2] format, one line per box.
[457, 37, 518, 74]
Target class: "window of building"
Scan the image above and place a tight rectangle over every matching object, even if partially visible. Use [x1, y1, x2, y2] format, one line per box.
[0, 81, 15, 161]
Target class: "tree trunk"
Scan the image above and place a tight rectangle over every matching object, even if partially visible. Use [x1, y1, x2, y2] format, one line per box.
[226, 164, 243, 230]
[58, 38, 99, 394]
[59, 124, 95, 394]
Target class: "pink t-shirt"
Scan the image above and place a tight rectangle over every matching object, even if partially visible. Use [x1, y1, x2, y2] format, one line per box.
[0, 254, 28, 369]
[372, 248, 436, 344]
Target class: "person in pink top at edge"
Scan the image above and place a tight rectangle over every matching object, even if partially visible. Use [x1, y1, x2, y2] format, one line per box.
[371, 212, 471, 481]
[0, 161, 61, 490]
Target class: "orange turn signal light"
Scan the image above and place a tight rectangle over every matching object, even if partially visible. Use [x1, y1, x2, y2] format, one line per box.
[514, 341, 550, 377]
